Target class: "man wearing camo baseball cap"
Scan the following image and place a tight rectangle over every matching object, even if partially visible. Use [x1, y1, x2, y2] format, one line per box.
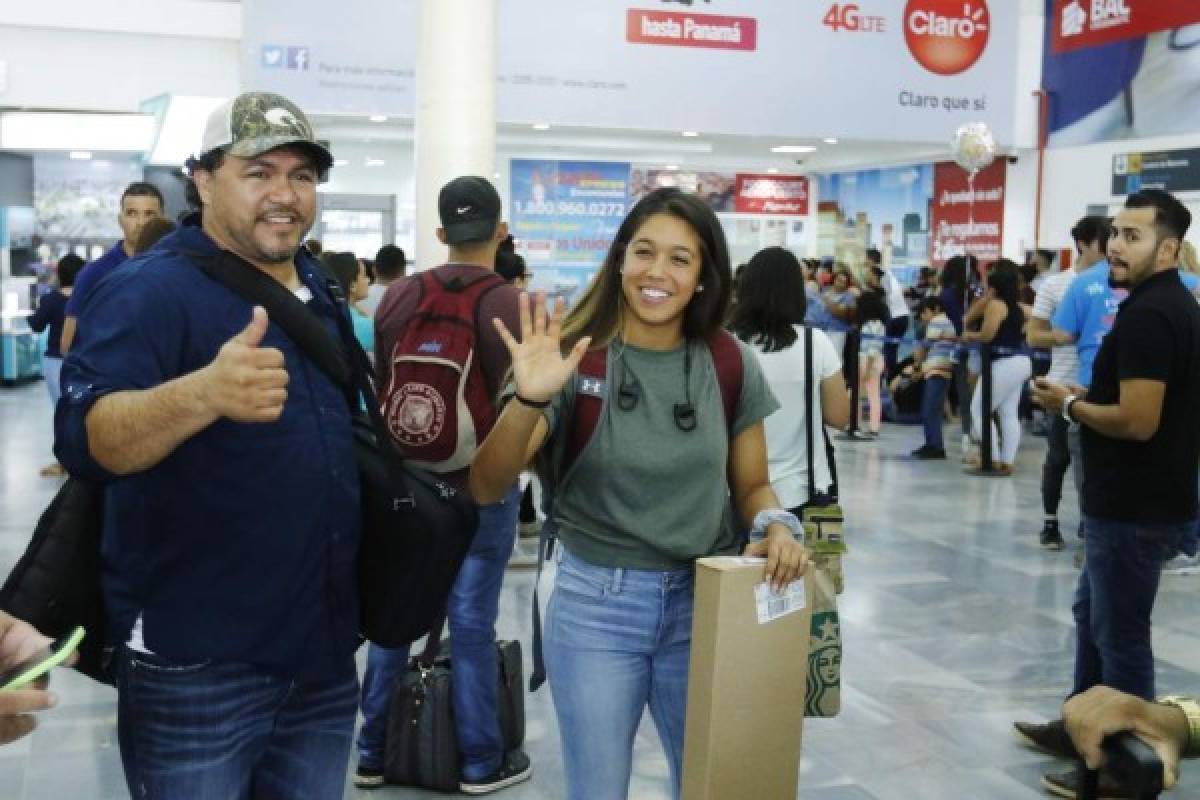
[55, 91, 362, 799]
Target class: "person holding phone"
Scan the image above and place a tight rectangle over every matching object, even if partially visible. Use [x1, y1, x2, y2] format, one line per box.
[0, 611, 75, 746]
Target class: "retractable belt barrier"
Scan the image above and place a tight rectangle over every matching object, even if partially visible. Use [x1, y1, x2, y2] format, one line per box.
[832, 326, 1051, 473]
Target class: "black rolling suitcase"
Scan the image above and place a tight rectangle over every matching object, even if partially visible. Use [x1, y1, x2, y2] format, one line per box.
[383, 620, 526, 792]
[1080, 733, 1163, 800]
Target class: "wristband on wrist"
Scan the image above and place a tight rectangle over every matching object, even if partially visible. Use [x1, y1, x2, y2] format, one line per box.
[1158, 695, 1200, 757]
[749, 509, 803, 543]
[513, 393, 550, 410]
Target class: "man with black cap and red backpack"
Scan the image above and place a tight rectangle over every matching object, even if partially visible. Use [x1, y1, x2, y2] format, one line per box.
[357, 176, 528, 794]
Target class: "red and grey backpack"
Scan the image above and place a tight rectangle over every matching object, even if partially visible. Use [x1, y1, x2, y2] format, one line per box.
[528, 329, 744, 691]
[381, 270, 508, 474]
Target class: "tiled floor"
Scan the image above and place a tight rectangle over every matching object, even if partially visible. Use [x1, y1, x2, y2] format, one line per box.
[2, 381, 1199, 799]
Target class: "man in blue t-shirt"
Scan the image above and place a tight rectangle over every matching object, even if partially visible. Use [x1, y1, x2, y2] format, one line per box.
[1053, 258, 1200, 388]
[59, 181, 164, 353]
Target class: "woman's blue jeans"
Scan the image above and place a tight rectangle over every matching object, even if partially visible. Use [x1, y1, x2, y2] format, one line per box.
[544, 547, 695, 800]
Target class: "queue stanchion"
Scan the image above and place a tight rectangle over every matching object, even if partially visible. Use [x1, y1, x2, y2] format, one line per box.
[838, 328, 866, 441]
[967, 342, 1001, 476]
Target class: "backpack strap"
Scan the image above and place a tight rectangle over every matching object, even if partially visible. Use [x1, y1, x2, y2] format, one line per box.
[529, 344, 607, 692]
[561, 347, 609, 478]
[707, 329, 743, 434]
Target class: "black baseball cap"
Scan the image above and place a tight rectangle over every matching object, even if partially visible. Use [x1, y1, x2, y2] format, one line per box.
[439, 176, 502, 245]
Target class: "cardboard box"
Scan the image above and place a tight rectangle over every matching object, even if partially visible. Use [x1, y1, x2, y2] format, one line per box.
[682, 557, 812, 800]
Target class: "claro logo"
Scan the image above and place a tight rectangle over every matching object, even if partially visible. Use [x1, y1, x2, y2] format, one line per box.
[904, 0, 990, 76]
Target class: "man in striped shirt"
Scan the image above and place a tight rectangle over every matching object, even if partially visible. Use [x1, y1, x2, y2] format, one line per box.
[1025, 215, 1103, 551]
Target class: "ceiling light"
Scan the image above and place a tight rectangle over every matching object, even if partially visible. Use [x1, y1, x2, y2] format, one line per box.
[665, 164, 680, 171]
[493, 172, 501, 180]
[369, 115, 388, 123]
[681, 131, 700, 137]
[532, 123, 551, 131]
[334, 158, 350, 167]
[824, 137, 839, 144]
[1, 112, 156, 152]
[365, 158, 386, 167]
[69, 151, 92, 160]
[92, 160, 112, 169]
[770, 145, 818, 154]
[145, 96, 227, 165]
[767, 168, 780, 174]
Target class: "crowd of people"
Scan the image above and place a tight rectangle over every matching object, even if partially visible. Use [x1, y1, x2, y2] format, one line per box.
[3, 88, 1200, 800]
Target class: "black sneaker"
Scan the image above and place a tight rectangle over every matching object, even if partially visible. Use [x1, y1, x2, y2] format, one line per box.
[353, 766, 385, 789]
[911, 445, 947, 460]
[1041, 766, 1135, 799]
[460, 750, 532, 795]
[1013, 718, 1079, 759]
[1040, 520, 1065, 551]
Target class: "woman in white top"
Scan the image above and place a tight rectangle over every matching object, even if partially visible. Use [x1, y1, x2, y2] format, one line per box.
[729, 247, 851, 510]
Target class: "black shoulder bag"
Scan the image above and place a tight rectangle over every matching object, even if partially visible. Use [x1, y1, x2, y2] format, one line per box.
[191, 251, 479, 647]
[803, 325, 847, 592]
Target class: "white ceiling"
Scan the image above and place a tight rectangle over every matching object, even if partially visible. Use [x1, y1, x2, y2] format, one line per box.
[312, 115, 972, 176]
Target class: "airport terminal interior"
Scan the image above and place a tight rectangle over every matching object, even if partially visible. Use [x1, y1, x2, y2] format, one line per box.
[2, 1, 1200, 798]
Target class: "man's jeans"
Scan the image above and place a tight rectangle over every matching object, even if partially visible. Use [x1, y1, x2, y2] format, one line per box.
[357, 486, 520, 781]
[116, 647, 358, 800]
[544, 547, 694, 800]
[1071, 516, 1195, 700]
[921, 375, 949, 450]
[1041, 415, 1072, 516]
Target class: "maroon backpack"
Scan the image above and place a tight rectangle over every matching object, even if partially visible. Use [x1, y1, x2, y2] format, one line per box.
[381, 270, 508, 473]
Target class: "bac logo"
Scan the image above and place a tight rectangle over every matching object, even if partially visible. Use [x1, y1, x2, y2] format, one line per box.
[417, 341, 444, 354]
[262, 45, 309, 71]
[904, 0, 990, 76]
[1061, 1, 1086, 37]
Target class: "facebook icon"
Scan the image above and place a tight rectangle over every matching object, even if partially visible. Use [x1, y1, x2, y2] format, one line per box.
[287, 46, 309, 70]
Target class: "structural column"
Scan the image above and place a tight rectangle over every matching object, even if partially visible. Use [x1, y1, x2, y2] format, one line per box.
[414, 0, 496, 270]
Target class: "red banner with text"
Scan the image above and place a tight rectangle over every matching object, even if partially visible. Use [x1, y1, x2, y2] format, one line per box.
[1051, 0, 1200, 54]
[930, 159, 1006, 268]
[733, 174, 809, 215]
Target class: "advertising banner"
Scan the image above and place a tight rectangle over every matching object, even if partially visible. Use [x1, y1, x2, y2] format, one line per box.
[510, 159, 630, 305]
[630, 168, 738, 212]
[1043, 0, 1200, 145]
[1050, 0, 1200, 53]
[733, 174, 809, 215]
[816, 165, 934, 271]
[930, 159, 1006, 268]
[1112, 148, 1200, 195]
[243, 0, 1019, 144]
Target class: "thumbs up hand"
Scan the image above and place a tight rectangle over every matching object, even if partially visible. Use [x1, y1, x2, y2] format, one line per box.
[203, 307, 290, 423]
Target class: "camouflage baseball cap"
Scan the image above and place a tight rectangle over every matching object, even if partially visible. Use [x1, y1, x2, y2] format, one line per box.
[199, 92, 333, 171]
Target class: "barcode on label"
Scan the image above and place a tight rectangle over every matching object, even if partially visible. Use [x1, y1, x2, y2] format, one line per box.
[754, 580, 807, 624]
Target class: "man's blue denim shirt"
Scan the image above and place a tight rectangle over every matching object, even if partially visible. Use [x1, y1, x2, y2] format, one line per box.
[55, 222, 361, 681]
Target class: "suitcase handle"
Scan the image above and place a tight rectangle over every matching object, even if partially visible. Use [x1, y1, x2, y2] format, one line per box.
[1080, 732, 1163, 800]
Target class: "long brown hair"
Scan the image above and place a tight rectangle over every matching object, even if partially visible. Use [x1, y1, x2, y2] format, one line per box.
[561, 188, 732, 350]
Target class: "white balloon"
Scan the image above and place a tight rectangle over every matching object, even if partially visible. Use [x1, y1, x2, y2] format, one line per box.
[951, 122, 997, 174]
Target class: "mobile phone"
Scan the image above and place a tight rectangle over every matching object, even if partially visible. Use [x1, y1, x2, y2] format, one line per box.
[0, 626, 85, 691]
